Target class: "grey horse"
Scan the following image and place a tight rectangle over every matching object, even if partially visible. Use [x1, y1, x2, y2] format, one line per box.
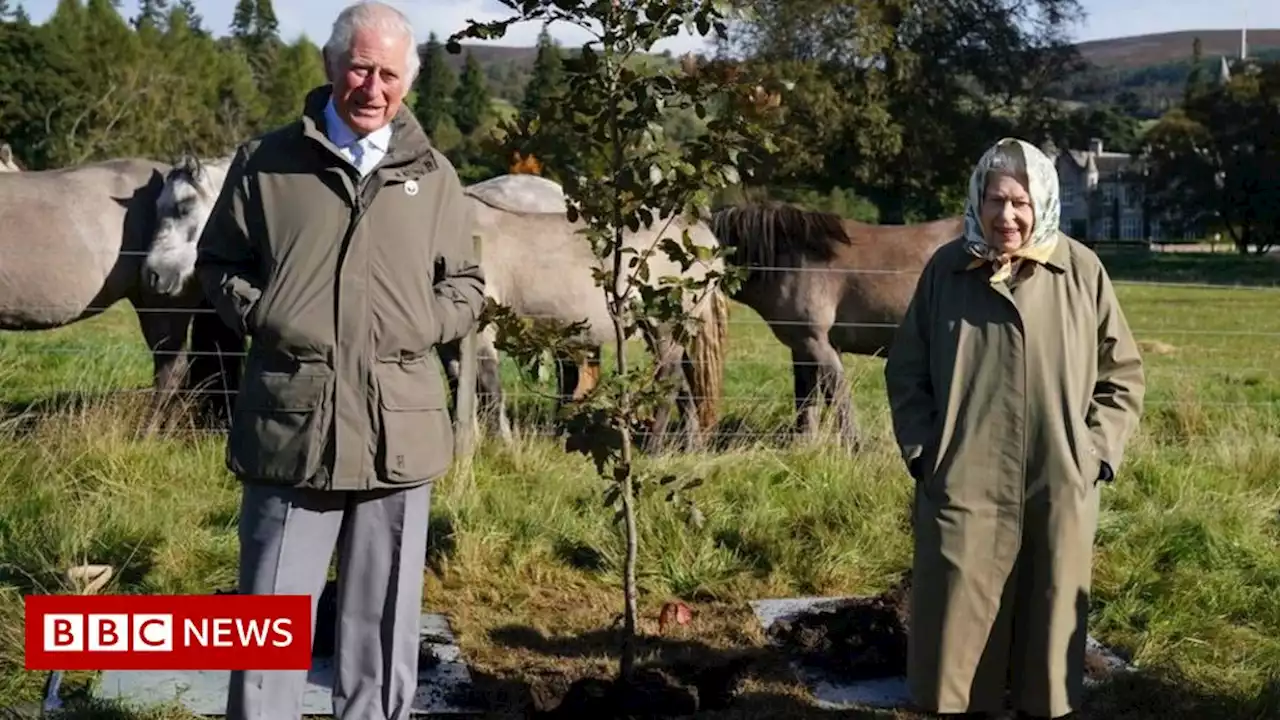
[0, 156, 205, 395]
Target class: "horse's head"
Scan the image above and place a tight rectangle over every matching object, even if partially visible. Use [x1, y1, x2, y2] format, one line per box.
[144, 153, 232, 296]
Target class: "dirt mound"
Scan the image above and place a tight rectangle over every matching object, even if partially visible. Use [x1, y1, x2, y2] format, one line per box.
[766, 573, 1120, 684]
[531, 658, 752, 718]
[766, 574, 912, 681]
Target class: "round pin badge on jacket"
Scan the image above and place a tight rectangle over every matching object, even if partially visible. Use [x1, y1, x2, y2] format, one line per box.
[405, 180, 419, 196]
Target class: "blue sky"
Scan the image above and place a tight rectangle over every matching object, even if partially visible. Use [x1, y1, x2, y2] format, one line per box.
[18, 0, 1276, 54]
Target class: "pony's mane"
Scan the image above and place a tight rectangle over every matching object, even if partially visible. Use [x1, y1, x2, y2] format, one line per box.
[710, 202, 850, 281]
[165, 155, 231, 199]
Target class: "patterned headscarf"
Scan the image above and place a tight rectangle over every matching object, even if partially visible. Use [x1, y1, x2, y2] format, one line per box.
[962, 138, 1061, 284]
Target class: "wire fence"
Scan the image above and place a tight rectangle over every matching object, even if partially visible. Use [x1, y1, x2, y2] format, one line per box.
[0, 264, 1275, 447]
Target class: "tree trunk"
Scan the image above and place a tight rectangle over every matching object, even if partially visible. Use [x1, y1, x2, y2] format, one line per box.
[603, 22, 638, 682]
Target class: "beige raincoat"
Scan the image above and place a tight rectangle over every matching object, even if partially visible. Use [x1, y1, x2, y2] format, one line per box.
[884, 138, 1146, 717]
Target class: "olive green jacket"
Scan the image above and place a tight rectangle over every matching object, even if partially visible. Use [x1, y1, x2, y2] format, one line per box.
[195, 85, 484, 491]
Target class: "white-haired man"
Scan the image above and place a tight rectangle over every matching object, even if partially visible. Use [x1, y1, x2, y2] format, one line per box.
[194, 2, 484, 718]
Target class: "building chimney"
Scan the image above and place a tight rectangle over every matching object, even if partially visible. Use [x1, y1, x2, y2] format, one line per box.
[1089, 137, 1103, 155]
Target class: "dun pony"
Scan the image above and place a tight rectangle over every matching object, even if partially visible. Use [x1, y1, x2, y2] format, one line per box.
[438, 174, 731, 452]
[710, 201, 962, 450]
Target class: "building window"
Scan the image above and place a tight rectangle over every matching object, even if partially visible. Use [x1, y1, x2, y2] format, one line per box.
[1121, 216, 1142, 239]
[1061, 179, 1079, 207]
[1125, 183, 1142, 208]
[1098, 217, 1114, 240]
[1101, 183, 1117, 204]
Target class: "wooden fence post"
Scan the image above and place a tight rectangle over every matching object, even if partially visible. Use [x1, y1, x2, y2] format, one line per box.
[453, 233, 481, 464]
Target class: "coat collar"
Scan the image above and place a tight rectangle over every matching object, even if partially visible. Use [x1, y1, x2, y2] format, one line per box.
[953, 230, 1072, 274]
[322, 96, 392, 155]
[299, 84, 436, 180]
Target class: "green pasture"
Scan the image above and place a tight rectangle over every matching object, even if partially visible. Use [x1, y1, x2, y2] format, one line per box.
[0, 251, 1277, 718]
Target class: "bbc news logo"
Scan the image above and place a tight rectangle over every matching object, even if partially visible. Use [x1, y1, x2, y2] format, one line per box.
[25, 594, 311, 671]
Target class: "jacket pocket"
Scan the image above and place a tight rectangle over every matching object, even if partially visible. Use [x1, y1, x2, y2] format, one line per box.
[227, 368, 333, 483]
[374, 356, 454, 484]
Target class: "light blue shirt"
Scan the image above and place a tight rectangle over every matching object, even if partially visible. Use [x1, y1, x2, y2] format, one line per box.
[323, 97, 392, 177]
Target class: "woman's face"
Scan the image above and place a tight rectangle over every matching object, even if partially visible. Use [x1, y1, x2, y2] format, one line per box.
[980, 171, 1035, 255]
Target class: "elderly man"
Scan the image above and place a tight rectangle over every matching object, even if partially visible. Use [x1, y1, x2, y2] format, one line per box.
[193, 2, 484, 718]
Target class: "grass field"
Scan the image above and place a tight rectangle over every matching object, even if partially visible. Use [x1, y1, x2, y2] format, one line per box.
[1, 251, 1278, 718]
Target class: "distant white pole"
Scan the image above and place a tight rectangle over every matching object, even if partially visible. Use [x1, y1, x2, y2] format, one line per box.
[1241, 1, 1248, 59]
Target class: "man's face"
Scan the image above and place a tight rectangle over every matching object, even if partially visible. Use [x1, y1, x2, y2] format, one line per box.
[329, 26, 411, 135]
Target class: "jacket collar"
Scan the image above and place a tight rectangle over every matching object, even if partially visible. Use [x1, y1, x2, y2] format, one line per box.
[299, 85, 436, 180]
[953, 230, 1071, 274]
[322, 96, 392, 155]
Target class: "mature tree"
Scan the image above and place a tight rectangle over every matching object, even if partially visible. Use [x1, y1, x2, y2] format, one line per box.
[230, 0, 279, 80]
[1142, 59, 1280, 254]
[1060, 104, 1143, 153]
[452, 52, 490, 135]
[175, 0, 201, 33]
[719, 0, 1087, 221]
[0, 21, 77, 168]
[413, 33, 457, 139]
[131, 0, 167, 32]
[520, 27, 565, 119]
[262, 36, 327, 128]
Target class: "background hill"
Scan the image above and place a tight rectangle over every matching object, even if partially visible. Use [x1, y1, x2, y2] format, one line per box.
[1075, 29, 1280, 69]
[433, 29, 1280, 115]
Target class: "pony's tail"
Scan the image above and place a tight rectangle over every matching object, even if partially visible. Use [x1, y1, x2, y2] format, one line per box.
[687, 286, 729, 433]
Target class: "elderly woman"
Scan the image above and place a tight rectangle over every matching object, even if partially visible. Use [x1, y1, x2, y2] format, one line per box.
[884, 137, 1146, 719]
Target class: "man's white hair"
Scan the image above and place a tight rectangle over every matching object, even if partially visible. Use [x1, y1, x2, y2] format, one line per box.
[324, 1, 421, 83]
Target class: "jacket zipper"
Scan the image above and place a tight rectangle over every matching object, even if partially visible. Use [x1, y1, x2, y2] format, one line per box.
[331, 175, 372, 490]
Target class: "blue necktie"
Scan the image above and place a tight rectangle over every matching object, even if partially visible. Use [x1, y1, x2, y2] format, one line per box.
[348, 140, 372, 176]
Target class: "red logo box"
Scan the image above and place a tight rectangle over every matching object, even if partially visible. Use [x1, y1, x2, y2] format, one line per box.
[24, 594, 311, 671]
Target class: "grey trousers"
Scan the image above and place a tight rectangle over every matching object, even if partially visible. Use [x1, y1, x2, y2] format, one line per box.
[225, 480, 431, 720]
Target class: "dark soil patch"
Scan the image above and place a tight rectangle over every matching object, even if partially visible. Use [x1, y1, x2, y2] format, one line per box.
[766, 573, 912, 681]
[766, 573, 1120, 684]
[531, 658, 752, 718]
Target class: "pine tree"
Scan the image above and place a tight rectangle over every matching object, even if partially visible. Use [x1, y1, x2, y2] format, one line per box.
[253, 0, 278, 44]
[231, 0, 280, 85]
[521, 27, 564, 120]
[412, 33, 456, 136]
[176, 0, 201, 33]
[230, 0, 253, 40]
[131, 0, 168, 32]
[452, 52, 489, 135]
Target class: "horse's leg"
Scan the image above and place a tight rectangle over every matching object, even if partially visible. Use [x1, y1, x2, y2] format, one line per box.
[675, 345, 703, 452]
[799, 335, 857, 452]
[186, 304, 244, 428]
[823, 348, 858, 452]
[135, 304, 193, 413]
[790, 343, 822, 441]
[643, 330, 688, 454]
[476, 334, 512, 442]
